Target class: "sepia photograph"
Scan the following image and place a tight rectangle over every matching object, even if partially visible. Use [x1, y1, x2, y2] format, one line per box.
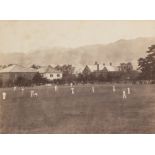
[0, 20, 155, 133]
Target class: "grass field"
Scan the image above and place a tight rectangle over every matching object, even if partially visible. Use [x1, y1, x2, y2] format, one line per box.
[0, 84, 155, 133]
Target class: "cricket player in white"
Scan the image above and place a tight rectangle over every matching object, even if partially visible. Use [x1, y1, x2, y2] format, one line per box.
[13, 86, 17, 91]
[113, 85, 116, 92]
[92, 86, 95, 93]
[54, 85, 58, 92]
[2, 92, 6, 100]
[123, 90, 127, 99]
[71, 87, 75, 95]
[34, 92, 38, 97]
[127, 88, 131, 94]
[21, 87, 24, 95]
[70, 82, 73, 87]
[30, 90, 34, 97]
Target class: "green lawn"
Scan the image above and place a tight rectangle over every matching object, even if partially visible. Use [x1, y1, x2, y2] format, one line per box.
[0, 84, 155, 133]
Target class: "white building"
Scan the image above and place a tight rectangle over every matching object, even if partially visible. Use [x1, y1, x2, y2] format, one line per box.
[38, 66, 63, 81]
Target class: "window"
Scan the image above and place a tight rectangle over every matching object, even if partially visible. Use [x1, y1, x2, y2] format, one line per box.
[57, 74, 60, 77]
[50, 74, 53, 77]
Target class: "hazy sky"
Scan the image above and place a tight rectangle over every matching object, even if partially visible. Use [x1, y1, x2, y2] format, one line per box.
[0, 20, 155, 53]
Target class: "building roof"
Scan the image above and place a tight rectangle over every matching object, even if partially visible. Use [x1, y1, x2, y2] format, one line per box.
[103, 65, 120, 72]
[73, 65, 84, 74]
[0, 64, 38, 73]
[38, 66, 62, 74]
[87, 65, 98, 72]
[86, 64, 119, 72]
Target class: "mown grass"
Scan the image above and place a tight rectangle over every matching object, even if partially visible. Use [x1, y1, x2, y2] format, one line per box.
[0, 84, 155, 133]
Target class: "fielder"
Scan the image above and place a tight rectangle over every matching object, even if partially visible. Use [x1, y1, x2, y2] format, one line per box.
[2, 92, 6, 100]
[30, 90, 35, 98]
[71, 87, 75, 95]
[13, 86, 17, 91]
[70, 82, 73, 87]
[21, 87, 24, 95]
[113, 85, 116, 92]
[54, 85, 58, 92]
[127, 88, 131, 94]
[92, 86, 95, 93]
[123, 90, 127, 99]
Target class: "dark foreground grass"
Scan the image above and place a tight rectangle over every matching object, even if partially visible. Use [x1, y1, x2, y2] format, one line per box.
[0, 84, 155, 133]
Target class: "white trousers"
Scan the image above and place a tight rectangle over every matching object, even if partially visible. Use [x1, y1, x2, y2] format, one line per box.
[2, 92, 6, 100]
[123, 91, 127, 99]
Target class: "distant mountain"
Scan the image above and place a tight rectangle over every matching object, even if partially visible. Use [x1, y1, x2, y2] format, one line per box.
[0, 37, 155, 69]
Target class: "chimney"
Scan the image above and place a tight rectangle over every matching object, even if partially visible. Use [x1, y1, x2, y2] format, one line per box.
[95, 61, 99, 71]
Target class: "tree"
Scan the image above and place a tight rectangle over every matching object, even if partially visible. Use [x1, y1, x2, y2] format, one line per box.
[138, 45, 155, 80]
[14, 76, 32, 86]
[32, 73, 47, 85]
[59, 65, 75, 83]
[31, 64, 41, 69]
[8, 64, 13, 66]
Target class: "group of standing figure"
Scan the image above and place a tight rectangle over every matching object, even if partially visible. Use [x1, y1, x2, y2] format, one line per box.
[1, 84, 131, 100]
[112, 85, 131, 99]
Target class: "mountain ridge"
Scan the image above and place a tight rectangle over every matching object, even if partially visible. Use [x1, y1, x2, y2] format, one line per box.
[0, 37, 155, 68]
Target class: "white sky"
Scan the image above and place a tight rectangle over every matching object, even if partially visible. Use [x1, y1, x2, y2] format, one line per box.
[0, 20, 155, 53]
